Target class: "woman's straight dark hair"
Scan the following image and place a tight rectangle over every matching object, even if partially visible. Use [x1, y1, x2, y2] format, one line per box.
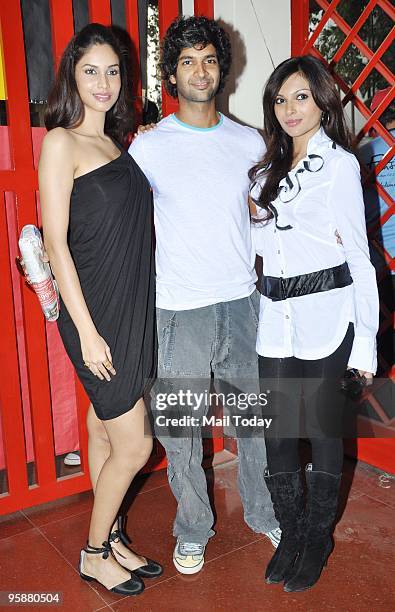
[45, 23, 133, 144]
[249, 55, 352, 220]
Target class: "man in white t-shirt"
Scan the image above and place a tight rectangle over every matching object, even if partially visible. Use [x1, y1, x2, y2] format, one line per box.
[129, 15, 278, 575]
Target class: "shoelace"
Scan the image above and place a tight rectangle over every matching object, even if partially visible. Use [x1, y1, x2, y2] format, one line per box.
[179, 542, 204, 556]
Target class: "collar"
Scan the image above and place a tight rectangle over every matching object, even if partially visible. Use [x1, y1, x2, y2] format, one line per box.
[277, 128, 333, 206]
[171, 112, 224, 132]
[306, 127, 334, 155]
[280, 127, 335, 187]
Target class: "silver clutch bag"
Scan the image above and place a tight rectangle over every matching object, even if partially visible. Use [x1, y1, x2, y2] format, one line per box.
[17, 225, 59, 322]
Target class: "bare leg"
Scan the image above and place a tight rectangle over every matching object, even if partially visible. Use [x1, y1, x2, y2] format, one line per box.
[82, 399, 153, 588]
[86, 404, 150, 570]
[87, 404, 110, 493]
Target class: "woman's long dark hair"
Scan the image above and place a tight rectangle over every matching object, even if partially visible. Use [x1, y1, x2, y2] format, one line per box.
[45, 23, 133, 144]
[249, 55, 352, 219]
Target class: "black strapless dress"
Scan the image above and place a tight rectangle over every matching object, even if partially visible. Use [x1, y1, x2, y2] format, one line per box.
[57, 149, 156, 420]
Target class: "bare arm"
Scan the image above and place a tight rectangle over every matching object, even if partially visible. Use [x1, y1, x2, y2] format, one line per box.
[38, 129, 115, 381]
[248, 196, 257, 217]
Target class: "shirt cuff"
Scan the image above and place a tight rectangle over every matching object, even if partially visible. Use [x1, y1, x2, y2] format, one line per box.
[347, 335, 377, 374]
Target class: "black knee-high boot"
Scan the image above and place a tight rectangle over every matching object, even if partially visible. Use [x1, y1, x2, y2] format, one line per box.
[284, 464, 341, 592]
[263, 468, 305, 584]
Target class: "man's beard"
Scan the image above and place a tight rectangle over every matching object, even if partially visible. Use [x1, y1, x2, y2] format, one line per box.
[178, 82, 219, 103]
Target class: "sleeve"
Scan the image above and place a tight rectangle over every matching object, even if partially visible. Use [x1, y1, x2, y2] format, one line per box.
[328, 154, 379, 373]
[253, 129, 266, 163]
[128, 135, 155, 187]
[249, 168, 268, 258]
[251, 222, 264, 257]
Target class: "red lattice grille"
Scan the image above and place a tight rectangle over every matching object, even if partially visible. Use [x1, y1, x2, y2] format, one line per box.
[292, 0, 395, 471]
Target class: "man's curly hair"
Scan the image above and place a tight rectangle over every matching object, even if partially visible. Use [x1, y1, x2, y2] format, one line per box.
[161, 16, 232, 99]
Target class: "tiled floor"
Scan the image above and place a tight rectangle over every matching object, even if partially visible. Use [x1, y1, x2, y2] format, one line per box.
[1, 451, 394, 611]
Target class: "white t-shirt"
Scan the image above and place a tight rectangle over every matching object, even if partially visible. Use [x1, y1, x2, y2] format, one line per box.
[129, 113, 265, 310]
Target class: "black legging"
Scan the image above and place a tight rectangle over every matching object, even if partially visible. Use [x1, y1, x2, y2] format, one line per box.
[259, 324, 354, 476]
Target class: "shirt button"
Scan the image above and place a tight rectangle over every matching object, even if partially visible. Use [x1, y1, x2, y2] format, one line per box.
[285, 315, 290, 319]
[281, 270, 284, 274]
[277, 250, 281, 254]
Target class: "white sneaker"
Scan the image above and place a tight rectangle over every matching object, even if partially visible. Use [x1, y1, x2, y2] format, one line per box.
[64, 451, 81, 466]
[173, 541, 205, 575]
[265, 527, 282, 548]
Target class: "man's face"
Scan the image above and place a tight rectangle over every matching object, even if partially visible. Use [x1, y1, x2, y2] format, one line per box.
[170, 43, 220, 103]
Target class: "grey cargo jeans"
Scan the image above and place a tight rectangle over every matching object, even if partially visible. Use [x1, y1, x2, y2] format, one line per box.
[152, 291, 278, 545]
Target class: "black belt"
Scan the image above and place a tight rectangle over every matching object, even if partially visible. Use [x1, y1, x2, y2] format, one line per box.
[261, 262, 353, 301]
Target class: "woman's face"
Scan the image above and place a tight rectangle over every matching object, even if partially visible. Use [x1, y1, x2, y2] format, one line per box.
[75, 43, 121, 113]
[274, 72, 322, 142]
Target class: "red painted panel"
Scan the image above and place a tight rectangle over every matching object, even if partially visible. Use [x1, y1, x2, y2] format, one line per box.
[16, 191, 57, 487]
[3, 192, 34, 473]
[194, 0, 214, 19]
[0, 0, 57, 491]
[0, 472, 90, 515]
[88, 0, 112, 25]
[0, 192, 29, 500]
[49, 0, 75, 69]
[74, 378, 89, 475]
[290, 0, 310, 57]
[125, 0, 142, 125]
[346, 439, 395, 475]
[158, 0, 179, 117]
[0, 2, 33, 171]
[125, 0, 141, 76]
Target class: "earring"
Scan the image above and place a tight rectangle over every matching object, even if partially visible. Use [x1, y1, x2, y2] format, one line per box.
[321, 112, 329, 125]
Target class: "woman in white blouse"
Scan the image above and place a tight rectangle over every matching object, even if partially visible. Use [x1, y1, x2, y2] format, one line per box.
[250, 56, 379, 592]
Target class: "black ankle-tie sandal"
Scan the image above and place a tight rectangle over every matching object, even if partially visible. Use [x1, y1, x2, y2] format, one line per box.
[109, 530, 163, 578]
[79, 541, 145, 595]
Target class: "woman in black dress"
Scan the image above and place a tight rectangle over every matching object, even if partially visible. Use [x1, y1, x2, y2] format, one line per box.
[39, 24, 161, 595]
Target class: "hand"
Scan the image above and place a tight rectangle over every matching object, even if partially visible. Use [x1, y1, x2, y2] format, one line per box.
[80, 331, 116, 381]
[16, 257, 32, 284]
[41, 248, 50, 263]
[359, 370, 373, 385]
[347, 367, 374, 386]
[133, 122, 157, 139]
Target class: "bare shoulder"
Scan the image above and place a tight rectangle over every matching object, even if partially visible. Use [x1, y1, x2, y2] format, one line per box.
[39, 128, 75, 172]
[39, 128, 76, 188]
[41, 127, 74, 155]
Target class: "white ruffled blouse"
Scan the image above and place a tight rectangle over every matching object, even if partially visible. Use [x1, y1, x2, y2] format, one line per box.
[251, 128, 379, 373]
